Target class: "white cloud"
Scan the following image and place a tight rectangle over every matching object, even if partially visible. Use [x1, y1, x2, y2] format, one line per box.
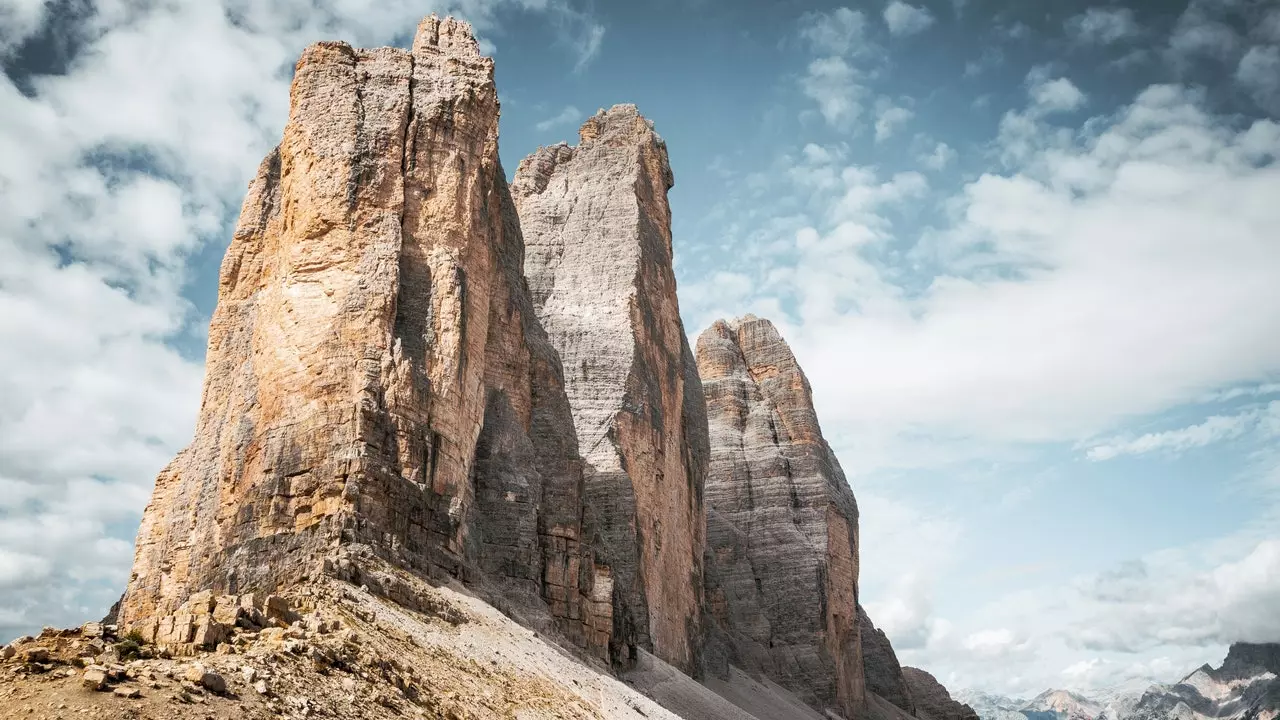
[797, 8, 878, 130]
[1066, 7, 1139, 46]
[535, 104, 581, 132]
[883, 0, 935, 37]
[1167, 0, 1241, 65]
[1030, 76, 1087, 114]
[1085, 404, 1275, 461]
[920, 141, 957, 171]
[799, 6, 868, 56]
[801, 55, 865, 129]
[963, 628, 1031, 660]
[0, 0, 47, 52]
[1237, 45, 1280, 115]
[874, 100, 914, 142]
[686, 81, 1280, 456]
[1072, 539, 1280, 653]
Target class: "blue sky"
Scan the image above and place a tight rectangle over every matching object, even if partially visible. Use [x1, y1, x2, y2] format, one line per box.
[1, 0, 1278, 700]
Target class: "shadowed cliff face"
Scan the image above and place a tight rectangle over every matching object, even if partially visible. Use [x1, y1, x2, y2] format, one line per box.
[511, 105, 710, 675]
[695, 315, 867, 719]
[118, 16, 603, 655]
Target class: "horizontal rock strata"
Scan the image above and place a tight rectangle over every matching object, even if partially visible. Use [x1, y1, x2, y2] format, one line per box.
[695, 315, 866, 718]
[119, 16, 602, 655]
[512, 105, 709, 674]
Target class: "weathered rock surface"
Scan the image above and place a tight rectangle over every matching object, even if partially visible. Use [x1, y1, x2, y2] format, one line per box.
[119, 15, 602, 657]
[0, 563, 687, 719]
[512, 105, 709, 674]
[861, 605, 917, 715]
[1120, 643, 1280, 720]
[694, 315, 866, 718]
[903, 667, 981, 720]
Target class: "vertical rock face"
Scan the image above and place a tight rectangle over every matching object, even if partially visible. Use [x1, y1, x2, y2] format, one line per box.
[861, 605, 917, 715]
[119, 16, 599, 652]
[511, 105, 709, 674]
[695, 315, 866, 718]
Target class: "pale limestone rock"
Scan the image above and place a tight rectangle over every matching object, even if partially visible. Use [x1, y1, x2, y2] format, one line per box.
[118, 15, 596, 656]
[512, 105, 709, 674]
[695, 315, 866, 718]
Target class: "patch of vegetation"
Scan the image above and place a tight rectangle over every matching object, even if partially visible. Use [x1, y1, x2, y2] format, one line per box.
[115, 629, 147, 661]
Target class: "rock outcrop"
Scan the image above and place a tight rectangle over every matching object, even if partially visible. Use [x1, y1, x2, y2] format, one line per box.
[904, 667, 981, 720]
[118, 16, 604, 658]
[861, 605, 918, 715]
[694, 315, 866, 718]
[511, 105, 709, 674]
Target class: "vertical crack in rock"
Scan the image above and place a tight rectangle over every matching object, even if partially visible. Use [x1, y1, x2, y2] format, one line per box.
[512, 105, 709, 675]
[695, 315, 867, 718]
[118, 16, 595, 655]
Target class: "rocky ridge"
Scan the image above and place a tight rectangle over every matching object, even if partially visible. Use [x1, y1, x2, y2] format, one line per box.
[957, 644, 1280, 720]
[0, 14, 977, 720]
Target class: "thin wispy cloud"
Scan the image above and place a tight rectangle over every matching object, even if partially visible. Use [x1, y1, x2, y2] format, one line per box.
[1066, 7, 1140, 46]
[883, 0, 935, 37]
[535, 105, 581, 132]
[1085, 406, 1272, 461]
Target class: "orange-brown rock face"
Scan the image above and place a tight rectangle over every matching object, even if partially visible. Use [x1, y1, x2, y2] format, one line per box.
[511, 106, 709, 674]
[696, 315, 867, 718]
[119, 17, 597, 652]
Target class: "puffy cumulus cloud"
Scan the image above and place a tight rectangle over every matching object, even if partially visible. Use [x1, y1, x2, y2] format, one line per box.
[1236, 44, 1280, 115]
[919, 141, 957, 171]
[682, 79, 1280, 462]
[882, 0, 934, 38]
[0, 0, 49, 52]
[874, 98, 914, 142]
[885, 535, 1280, 696]
[796, 8, 889, 131]
[0, 0, 601, 642]
[994, 70, 1086, 167]
[1030, 77, 1087, 114]
[1065, 7, 1139, 46]
[857, 489, 964, 650]
[799, 6, 868, 57]
[801, 56, 866, 129]
[1070, 540, 1280, 653]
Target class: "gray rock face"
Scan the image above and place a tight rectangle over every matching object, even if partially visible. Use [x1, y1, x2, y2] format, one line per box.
[904, 667, 981, 720]
[695, 315, 866, 719]
[1121, 643, 1280, 720]
[861, 605, 917, 715]
[512, 105, 709, 674]
[118, 16, 601, 655]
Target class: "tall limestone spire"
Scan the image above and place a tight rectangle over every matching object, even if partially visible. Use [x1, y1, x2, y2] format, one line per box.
[512, 105, 710, 674]
[696, 315, 868, 718]
[118, 16, 601, 653]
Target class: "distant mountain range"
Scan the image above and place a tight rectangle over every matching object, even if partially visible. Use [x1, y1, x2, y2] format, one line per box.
[958, 643, 1280, 720]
